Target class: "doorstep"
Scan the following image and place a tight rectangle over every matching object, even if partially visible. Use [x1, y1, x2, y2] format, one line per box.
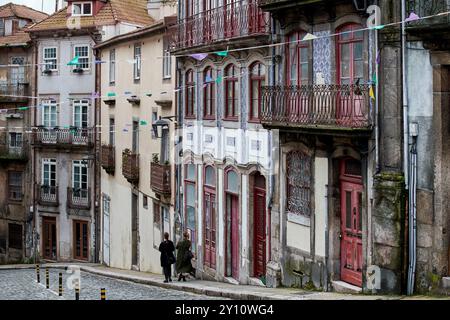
[331, 281, 362, 294]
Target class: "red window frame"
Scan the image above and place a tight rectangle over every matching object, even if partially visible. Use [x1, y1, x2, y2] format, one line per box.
[249, 62, 266, 122]
[203, 165, 216, 269]
[184, 163, 196, 252]
[224, 64, 238, 121]
[336, 24, 365, 85]
[185, 69, 195, 119]
[203, 67, 215, 119]
[286, 30, 310, 86]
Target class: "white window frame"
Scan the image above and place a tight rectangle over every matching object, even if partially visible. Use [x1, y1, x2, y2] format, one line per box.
[162, 49, 171, 79]
[72, 1, 93, 16]
[72, 160, 89, 193]
[72, 99, 89, 128]
[133, 44, 141, 80]
[9, 132, 23, 149]
[43, 47, 58, 71]
[42, 159, 57, 187]
[109, 49, 116, 84]
[74, 45, 90, 70]
[41, 100, 58, 127]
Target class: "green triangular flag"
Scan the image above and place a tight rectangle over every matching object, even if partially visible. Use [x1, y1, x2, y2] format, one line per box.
[140, 120, 148, 126]
[215, 76, 223, 84]
[372, 73, 377, 85]
[215, 51, 228, 57]
[67, 56, 79, 66]
[107, 92, 116, 97]
[19, 107, 29, 111]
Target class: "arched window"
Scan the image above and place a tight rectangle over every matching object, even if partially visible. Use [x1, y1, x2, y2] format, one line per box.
[249, 62, 266, 121]
[204, 165, 216, 269]
[286, 151, 311, 217]
[203, 67, 215, 119]
[225, 167, 239, 279]
[337, 24, 364, 85]
[224, 64, 238, 120]
[286, 31, 310, 86]
[184, 163, 196, 253]
[185, 69, 195, 118]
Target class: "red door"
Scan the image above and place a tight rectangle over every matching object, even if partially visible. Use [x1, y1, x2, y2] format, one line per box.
[42, 217, 57, 260]
[226, 193, 239, 280]
[73, 220, 89, 261]
[253, 180, 266, 277]
[340, 181, 363, 287]
[204, 191, 216, 269]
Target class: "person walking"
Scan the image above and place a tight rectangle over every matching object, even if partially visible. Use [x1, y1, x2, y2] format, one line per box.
[159, 232, 175, 283]
[176, 231, 194, 282]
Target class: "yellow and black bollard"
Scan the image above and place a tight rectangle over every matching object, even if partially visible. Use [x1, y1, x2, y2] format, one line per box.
[75, 285, 80, 300]
[45, 268, 49, 289]
[100, 288, 106, 301]
[36, 264, 40, 283]
[58, 273, 63, 297]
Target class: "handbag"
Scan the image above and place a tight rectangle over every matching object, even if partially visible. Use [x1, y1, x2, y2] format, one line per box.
[168, 254, 176, 265]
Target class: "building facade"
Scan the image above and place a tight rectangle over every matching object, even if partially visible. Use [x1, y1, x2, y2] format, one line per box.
[97, 8, 177, 273]
[0, 3, 47, 264]
[26, 0, 153, 262]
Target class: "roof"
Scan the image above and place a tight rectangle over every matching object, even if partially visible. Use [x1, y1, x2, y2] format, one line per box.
[0, 3, 48, 22]
[27, 0, 154, 33]
[0, 30, 30, 47]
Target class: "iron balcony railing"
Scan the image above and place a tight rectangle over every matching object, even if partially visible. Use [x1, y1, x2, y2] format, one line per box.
[122, 150, 139, 184]
[37, 185, 59, 207]
[67, 187, 91, 210]
[172, 1, 269, 51]
[261, 84, 372, 130]
[0, 82, 29, 102]
[150, 162, 171, 195]
[32, 128, 95, 147]
[101, 144, 115, 174]
[406, 0, 450, 27]
[0, 134, 29, 161]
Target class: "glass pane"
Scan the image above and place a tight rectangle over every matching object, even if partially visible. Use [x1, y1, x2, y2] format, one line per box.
[187, 206, 195, 230]
[340, 44, 350, 78]
[354, 60, 364, 81]
[205, 167, 215, 186]
[300, 47, 308, 63]
[353, 42, 363, 60]
[226, 171, 239, 193]
[346, 191, 352, 229]
[186, 164, 195, 181]
[186, 184, 195, 206]
[358, 192, 362, 232]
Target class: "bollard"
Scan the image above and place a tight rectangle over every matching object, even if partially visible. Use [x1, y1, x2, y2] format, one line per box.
[45, 268, 49, 289]
[58, 273, 63, 297]
[36, 264, 40, 283]
[75, 286, 80, 300]
[100, 288, 106, 301]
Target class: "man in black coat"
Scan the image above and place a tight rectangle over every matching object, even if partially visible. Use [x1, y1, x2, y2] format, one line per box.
[159, 232, 175, 283]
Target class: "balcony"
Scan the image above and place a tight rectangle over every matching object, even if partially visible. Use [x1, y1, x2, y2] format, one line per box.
[406, 0, 450, 39]
[67, 187, 91, 210]
[37, 185, 59, 207]
[32, 128, 94, 148]
[101, 144, 115, 174]
[172, 1, 269, 52]
[122, 150, 139, 184]
[261, 84, 373, 133]
[151, 162, 171, 196]
[0, 82, 29, 103]
[0, 134, 28, 161]
[259, 0, 326, 12]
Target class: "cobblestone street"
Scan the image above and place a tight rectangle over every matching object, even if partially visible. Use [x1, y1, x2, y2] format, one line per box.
[0, 269, 223, 300]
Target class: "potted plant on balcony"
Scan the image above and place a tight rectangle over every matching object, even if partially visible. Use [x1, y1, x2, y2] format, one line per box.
[152, 153, 160, 164]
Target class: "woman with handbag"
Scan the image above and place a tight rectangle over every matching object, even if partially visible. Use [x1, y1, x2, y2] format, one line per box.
[159, 232, 176, 283]
[176, 231, 194, 281]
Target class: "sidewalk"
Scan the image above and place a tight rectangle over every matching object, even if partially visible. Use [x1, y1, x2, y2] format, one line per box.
[0, 263, 446, 300]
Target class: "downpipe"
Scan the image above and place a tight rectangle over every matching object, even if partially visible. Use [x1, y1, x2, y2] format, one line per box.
[407, 130, 418, 295]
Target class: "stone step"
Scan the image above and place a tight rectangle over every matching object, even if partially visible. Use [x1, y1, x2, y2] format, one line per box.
[331, 280, 362, 294]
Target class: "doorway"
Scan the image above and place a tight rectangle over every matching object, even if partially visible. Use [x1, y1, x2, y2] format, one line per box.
[73, 220, 89, 261]
[252, 172, 266, 278]
[42, 217, 57, 260]
[131, 192, 139, 267]
[225, 169, 239, 280]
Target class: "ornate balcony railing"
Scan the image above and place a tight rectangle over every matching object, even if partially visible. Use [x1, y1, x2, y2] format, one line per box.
[122, 150, 139, 184]
[0, 82, 29, 102]
[172, 1, 269, 51]
[406, 0, 450, 27]
[151, 162, 171, 195]
[0, 134, 28, 161]
[67, 187, 91, 210]
[37, 185, 59, 207]
[261, 84, 372, 131]
[32, 128, 94, 147]
[259, 0, 325, 11]
[101, 144, 115, 174]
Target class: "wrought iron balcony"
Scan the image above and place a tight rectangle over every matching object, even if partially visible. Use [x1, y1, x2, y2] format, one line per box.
[406, 0, 450, 30]
[67, 187, 91, 210]
[261, 84, 373, 132]
[37, 185, 59, 207]
[0, 82, 29, 103]
[172, 1, 269, 51]
[101, 144, 115, 174]
[259, 0, 326, 11]
[32, 128, 94, 148]
[122, 150, 139, 184]
[0, 135, 28, 161]
[151, 162, 171, 196]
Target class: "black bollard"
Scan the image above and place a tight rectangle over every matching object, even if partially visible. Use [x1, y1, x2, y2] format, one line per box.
[36, 264, 40, 283]
[75, 286, 80, 300]
[59, 273, 63, 296]
[100, 288, 106, 301]
[45, 268, 49, 289]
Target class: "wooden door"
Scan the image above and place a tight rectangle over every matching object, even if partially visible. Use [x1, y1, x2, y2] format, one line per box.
[340, 181, 363, 287]
[253, 176, 266, 277]
[226, 193, 239, 280]
[131, 193, 139, 267]
[73, 220, 89, 261]
[42, 217, 56, 260]
[204, 191, 216, 269]
[103, 198, 110, 266]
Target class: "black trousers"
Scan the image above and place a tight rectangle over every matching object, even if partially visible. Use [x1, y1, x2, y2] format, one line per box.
[163, 265, 172, 280]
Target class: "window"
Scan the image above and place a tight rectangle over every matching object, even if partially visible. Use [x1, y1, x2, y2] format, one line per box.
[185, 164, 196, 253]
[163, 48, 171, 79]
[9, 132, 22, 149]
[224, 64, 238, 120]
[8, 171, 23, 201]
[338, 24, 364, 85]
[133, 44, 141, 80]
[42, 159, 57, 196]
[286, 151, 311, 217]
[204, 165, 216, 268]
[185, 69, 195, 118]
[72, 2, 93, 16]
[8, 224, 22, 250]
[0, 19, 4, 37]
[73, 160, 88, 194]
[73, 99, 89, 128]
[74, 45, 90, 70]
[43, 47, 57, 71]
[132, 120, 139, 153]
[151, 112, 158, 139]
[203, 67, 215, 119]
[109, 117, 115, 146]
[42, 100, 58, 127]
[249, 62, 266, 121]
[11, 57, 25, 84]
[153, 201, 161, 226]
[143, 196, 148, 209]
[109, 49, 116, 84]
[286, 31, 310, 85]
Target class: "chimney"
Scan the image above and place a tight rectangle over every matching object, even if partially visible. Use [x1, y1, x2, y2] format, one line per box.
[147, 0, 161, 20]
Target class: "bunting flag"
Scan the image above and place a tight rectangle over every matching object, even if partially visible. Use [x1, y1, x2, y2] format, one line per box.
[189, 53, 208, 61]
[107, 92, 116, 97]
[215, 50, 228, 57]
[205, 75, 214, 83]
[95, 59, 106, 64]
[372, 73, 377, 85]
[373, 25, 385, 30]
[405, 12, 420, 22]
[140, 120, 148, 126]
[369, 86, 376, 100]
[90, 92, 100, 99]
[18, 107, 28, 111]
[67, 56, 79, 66]
[376, 50, 381, 65]
[146, 93, 153, 97]
[215, 75, 223, 84]
[303, 33, 318, 41]
[123, 128, 129, 133]
[124, 91, 132, 95]
[160, 92, 168, 95]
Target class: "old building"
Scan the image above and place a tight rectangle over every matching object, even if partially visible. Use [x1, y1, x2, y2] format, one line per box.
[0, 3, 47, 264]
[172, 0, 274, 285]
[96, 6, 177, 272]
[26, 0, 153, 262]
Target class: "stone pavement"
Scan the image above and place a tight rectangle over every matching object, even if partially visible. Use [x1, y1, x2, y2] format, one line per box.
[1, 263, 448, 300]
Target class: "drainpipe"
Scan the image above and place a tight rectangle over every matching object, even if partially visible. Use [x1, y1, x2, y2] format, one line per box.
[94, 48, 101, 263]
[32, 38, 38, 264]
[401, 0, 409, 188]
[374, 0, 380, 173]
